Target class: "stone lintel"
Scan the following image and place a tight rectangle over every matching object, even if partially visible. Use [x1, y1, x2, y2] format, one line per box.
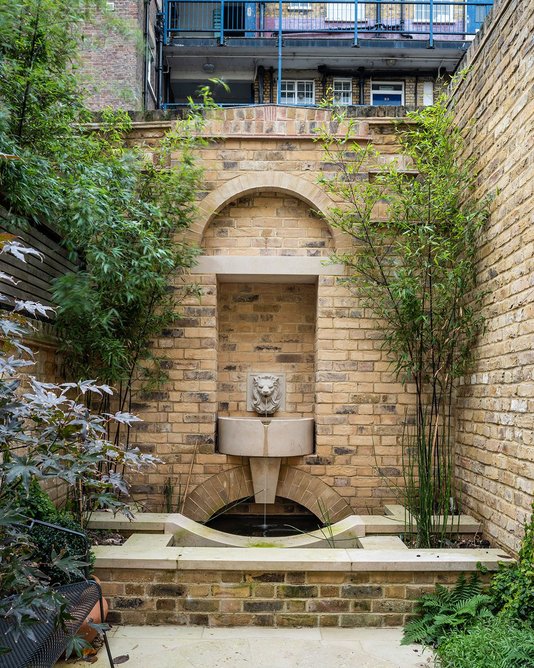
[192, 255, 345, 283]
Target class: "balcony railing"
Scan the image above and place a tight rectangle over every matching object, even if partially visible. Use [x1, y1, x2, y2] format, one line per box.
[163, 1, 493, 47]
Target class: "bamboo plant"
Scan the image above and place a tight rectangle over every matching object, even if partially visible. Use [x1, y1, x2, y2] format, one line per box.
[317, 97, 489, 547]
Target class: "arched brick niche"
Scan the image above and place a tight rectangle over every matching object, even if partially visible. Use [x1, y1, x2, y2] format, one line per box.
[182, 465, 352, 523]
[191, 172, 344, 249]
[202, 191, 334, 257]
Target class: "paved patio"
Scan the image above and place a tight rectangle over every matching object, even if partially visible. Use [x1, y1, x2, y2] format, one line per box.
[57, 626, 432, 667]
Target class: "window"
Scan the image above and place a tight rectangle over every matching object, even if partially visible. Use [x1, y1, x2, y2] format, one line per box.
[371, 82, 404, 106]
[280, 80, 315, 105]
[413, 1, 453, 22]
[422, 81, 434, 106]
[333, 79, 352, 105]
[326, 2, 365, 22]
[146, 34, 156, 101]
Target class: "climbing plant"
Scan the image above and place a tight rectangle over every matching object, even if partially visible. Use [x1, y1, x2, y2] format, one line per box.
[317, 97, 489, 547]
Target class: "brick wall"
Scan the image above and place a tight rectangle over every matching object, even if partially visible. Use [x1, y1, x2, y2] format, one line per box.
[124, 108, 411, 517]
[120, 42, 533, 554]
[218, 283, 316, 417]
[203, 193, 333, 257]
[96, 567, 462, 628]
[451, 0, 534, 553]
[79, 0, 147, 110]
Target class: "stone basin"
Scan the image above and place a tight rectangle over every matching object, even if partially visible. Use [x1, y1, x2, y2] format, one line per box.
[217, 416, 314, 457]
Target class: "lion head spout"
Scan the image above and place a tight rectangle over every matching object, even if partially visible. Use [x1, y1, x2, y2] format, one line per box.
[251, 374, 282, 416]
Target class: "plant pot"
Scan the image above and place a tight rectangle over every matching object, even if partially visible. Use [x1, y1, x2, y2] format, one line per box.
[79, 576, 109, 644]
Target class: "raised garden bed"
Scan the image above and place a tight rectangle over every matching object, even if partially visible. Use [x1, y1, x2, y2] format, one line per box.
[88, 508, 512, 628]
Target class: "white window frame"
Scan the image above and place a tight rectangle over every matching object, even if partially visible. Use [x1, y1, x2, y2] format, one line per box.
[325, 2, 366, 22]
[332, 78, 353, 105]
[413, 2, 454, 23]
[146, 32, 157, 102]
[371, 81, 405, 106]
[280, 80, 315, 106]
[422, 81, 434, 106]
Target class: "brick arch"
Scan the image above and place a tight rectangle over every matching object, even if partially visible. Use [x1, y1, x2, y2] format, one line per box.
[191, 172, 342, 246]
[182, 465, 352, 523]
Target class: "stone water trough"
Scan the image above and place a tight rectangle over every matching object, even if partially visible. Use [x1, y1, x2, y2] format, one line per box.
[218, 416, 314, 504]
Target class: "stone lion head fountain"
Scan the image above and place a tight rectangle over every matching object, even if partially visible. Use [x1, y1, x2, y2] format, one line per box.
[218, 370, 313, 504]
[250, 374, 282, 416]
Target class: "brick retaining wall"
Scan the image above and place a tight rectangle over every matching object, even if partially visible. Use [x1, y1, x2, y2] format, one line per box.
[96, 568, 465, 628]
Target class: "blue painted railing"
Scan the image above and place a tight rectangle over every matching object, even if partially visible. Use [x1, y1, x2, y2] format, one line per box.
[163, 1, 493, 47]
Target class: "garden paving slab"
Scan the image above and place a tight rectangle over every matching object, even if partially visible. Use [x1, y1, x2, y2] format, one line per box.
[55, 626, 430, 667]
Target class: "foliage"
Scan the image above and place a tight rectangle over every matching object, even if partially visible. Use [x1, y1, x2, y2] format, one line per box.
[402, 573, 492, 647]
[435, 616, 534, 668]
[489, 503, 534, 625]
[0, 240, 156, 650]
[51, 108, 203, 390]
[317, 96, 489, 547]
[0, 0, 205, 429]
[16, 479, 58, 521]
[404, 509, 534, 665]
[16, 481, 95, 584]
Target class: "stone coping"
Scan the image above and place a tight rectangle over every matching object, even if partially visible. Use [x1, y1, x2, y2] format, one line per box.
[92, 533, 512, 572]
[191, 255, 346, 282]
[90, 513, 511, 573]
[90, 513, 365, 549]
[88, 509, 482, 537]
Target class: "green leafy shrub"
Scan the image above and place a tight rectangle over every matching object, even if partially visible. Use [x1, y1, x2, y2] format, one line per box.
[15, 481, 93, 585]
[28, 514, 93, 586]
[404, 506, 534, 668]
[0, 240, 156, 651]
[16, 479, 58, 522]
[402, 573, 492, 646]
[436, 616, 534, 668]
[489, 503, 534, 625]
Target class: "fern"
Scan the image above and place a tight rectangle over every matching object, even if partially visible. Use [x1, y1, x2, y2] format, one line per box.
[436, 616, 534, 668]
[402, 573, 492, 647]
[489, 502, 534, 625]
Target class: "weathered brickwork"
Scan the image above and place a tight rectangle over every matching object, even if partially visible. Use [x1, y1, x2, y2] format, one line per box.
[124, 107, 411, 515]
[182, 464, 352, 522]
[95, 567, 463, 628]
[449, 0, 534, 554]
[80, 0, 153, 110]
[203, 193, 333, 257]
[218, 282, 316, 416]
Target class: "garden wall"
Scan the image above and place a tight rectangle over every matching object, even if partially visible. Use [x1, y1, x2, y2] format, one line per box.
[451, 0, 534, 553]
[95, 567, 459, 628]
[123, 110, 416, 517]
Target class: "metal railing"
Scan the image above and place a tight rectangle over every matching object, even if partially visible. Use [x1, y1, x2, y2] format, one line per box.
[163, 1, 493, 47]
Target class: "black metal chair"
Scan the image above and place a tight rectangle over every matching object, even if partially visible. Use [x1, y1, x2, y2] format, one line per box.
[0, 520, 115, 668]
